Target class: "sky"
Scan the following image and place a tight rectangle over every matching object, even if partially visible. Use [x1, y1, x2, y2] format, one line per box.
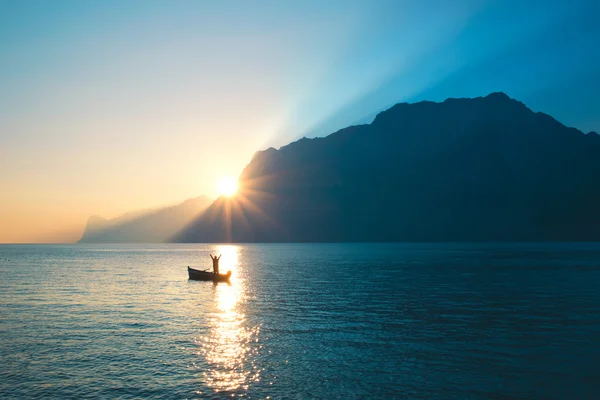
[1, 0, 599, 243]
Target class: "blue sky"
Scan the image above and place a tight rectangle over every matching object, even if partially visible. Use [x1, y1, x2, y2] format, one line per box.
[1, 0, 599, 242]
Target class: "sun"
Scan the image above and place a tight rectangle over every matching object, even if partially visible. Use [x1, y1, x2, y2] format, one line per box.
[217, 177, 238, 197]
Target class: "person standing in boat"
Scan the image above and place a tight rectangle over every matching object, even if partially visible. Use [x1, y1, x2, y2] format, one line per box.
[210, 254, 221, 274]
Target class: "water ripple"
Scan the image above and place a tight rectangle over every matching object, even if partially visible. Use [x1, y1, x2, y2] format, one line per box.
[2, 243, 600, 398]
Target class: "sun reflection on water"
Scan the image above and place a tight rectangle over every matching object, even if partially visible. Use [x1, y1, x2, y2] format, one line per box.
[194, 245, 262, 395]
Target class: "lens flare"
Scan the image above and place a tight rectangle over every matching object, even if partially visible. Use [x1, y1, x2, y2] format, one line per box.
[217, 177, 238, 197]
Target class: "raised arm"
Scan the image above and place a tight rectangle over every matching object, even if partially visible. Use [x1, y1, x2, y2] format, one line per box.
[217, 254, 222, 260]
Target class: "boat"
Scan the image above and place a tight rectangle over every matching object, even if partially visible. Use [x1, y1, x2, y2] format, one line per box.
[187, 266, 231, 282]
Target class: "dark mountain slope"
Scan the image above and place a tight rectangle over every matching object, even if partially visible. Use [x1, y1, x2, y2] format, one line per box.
[174, 93, 600, 242]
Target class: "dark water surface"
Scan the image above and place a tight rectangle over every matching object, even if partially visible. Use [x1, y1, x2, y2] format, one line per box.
[1, 243, 600, 399]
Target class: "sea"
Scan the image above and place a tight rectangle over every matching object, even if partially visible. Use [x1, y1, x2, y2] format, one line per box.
[1, 243, 600, 399]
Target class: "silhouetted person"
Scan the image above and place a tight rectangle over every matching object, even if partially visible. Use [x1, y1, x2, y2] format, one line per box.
[210, 254, 221, 274]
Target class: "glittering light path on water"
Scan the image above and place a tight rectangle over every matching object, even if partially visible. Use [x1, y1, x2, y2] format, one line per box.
[193, 245, 263, 396]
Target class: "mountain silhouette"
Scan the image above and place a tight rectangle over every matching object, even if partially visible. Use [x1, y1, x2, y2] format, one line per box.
[173, 93, 600, 242]
[79, 196, 212, 243]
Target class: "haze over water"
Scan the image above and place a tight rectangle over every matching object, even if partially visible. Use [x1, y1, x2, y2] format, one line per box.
[2, 243, 600, 399]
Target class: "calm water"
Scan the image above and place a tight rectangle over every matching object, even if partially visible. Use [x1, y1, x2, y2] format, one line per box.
[1, 243, 600, 399]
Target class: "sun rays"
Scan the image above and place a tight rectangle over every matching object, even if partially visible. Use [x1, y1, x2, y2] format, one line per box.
[209, 174, 285, 242]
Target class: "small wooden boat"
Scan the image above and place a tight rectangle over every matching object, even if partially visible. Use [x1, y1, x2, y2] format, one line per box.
[187, 266, 231, 282]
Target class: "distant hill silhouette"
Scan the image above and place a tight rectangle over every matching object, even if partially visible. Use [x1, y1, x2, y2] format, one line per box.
[79, 196, 212, 243]
[173, 93, 600, 242]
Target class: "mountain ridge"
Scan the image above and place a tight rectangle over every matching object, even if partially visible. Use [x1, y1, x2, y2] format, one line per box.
[173, 92, 600, 243]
